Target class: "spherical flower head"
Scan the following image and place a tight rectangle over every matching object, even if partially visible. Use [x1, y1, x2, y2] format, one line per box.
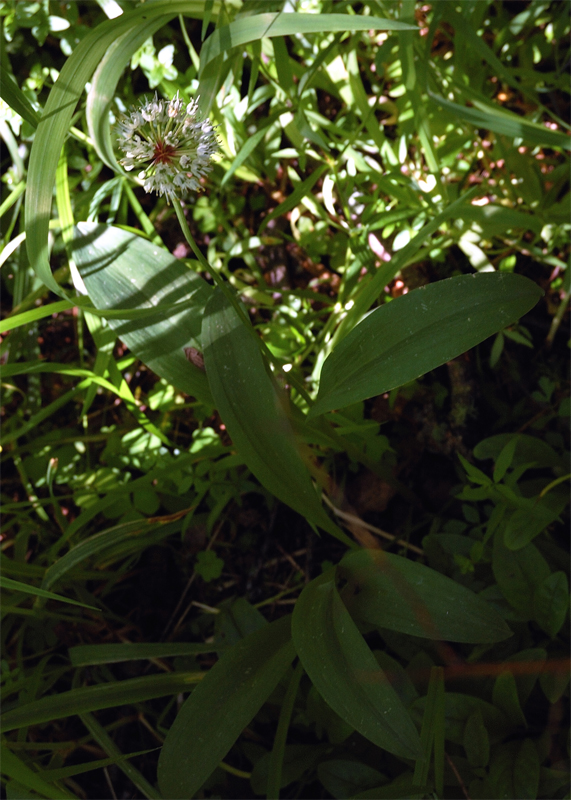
[115, 93, 218, 202]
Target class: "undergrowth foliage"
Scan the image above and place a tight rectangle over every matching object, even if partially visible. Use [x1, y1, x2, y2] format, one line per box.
[0, 1, 569, 799]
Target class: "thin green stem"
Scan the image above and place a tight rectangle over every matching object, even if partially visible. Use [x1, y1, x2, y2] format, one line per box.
[173, 198, 311, 400]
[173, 198, 251, 326]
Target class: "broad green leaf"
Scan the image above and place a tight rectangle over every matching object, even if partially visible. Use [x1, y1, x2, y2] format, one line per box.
[199, 13, 417, 75]
[332, 187, 481, 343]
[513, 740, 541, 800]
[411, 693, 509, 745]
[157, 615, 295, 799]
[0, 746, 75, 800]
[309, 273, 542, 417]
[503, 488, 568, 550]
[337, 549, 512, 643]
[0, 672, 202, 732]
[202, 288, 352, 545]
[460, 204, 543, 236]
[251, 744, 327, 797]
[493, 531, 550, 618]
[292, 571, 421, 759]
[537, 767, 571, 799]
[539, 668, 570, 705]
[353, 772, 421, 799]
[373, 651, 418, 707]
[489, 740, 540, 800]
[317, 760, 386, 799]
[69, 642, 224, 666]
[72, 222, 213, 403]
[492, 671, 527, 727]
[0, 576, 99, 611]
[429, 91, 571, 150]
[463, 710, 490, 768]
[493, 437, 520, 483]
[510, 648, 548, 706]
[474, 433, 566, 471]
[533, 571, 569, 638]
[306, 686, 354, 745]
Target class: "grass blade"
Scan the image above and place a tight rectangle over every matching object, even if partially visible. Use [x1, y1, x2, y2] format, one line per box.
[199, 13, 416, 75]
[1, 672, 203, 732]
[0, 577, 99, 611]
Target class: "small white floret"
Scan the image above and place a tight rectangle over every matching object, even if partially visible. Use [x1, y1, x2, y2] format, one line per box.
[115, 92, 219, 202]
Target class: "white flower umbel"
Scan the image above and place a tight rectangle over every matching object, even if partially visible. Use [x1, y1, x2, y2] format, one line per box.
[116, 93, 218, 202]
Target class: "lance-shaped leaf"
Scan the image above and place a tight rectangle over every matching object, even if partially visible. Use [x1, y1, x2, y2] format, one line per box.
[292, 571, 421, 759]
[72, 223, 213, 403]
[309, 273, 542, 418]
[158, 615, 295, 800]
[202, 289, 352, 544]
[198, 13, 417, 76]
[337, 549, 512, 643]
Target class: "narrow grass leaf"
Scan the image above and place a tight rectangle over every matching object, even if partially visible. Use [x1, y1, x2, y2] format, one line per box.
[0, 577, 100, 611]
[266, 661, 305, 800]
[38, 749, 157, 782]
[0, 300, 75, 334]
[273, 36, 295, 96]
[0, 73, 40, 128]
[258, 163, 328, 234]
[0, 368, 169, 448]
[80, 712, 161, 800]
[220, 125, 267, 187]
[0, 746, 75, 800]
[86, 18, 168, 171]
[444, 8, 526, 95]
[41, 520, 182, 593]
[346, 50, 386, 153]
[1, 382, 91, 447]
[310, 273, 542, 417]
[292, 571, 421, 759]
[157, 615, 295, 799]
[0, 672, 203, 733]
[336, 549, 512, 643]
[429, 91, 571, 150]
[199, 13, 417, 75]
[69, 642, 225, 666]
[412, 667, 445, 794]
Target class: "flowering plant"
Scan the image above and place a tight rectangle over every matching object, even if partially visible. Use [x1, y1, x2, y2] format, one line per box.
[116, 93, 218, 202]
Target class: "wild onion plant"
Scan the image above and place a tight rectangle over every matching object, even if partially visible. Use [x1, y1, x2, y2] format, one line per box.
[1, 2, 569, 799]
